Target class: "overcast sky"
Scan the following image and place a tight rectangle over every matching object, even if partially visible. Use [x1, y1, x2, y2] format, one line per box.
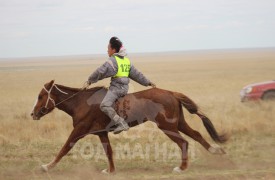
[0, 0, 274, 58]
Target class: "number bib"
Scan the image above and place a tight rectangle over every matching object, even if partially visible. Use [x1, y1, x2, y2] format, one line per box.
[113, 56, 131, 78]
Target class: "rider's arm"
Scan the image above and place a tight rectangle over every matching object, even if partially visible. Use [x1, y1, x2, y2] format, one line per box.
[129, 64, 153, 86]
[88, 60, 116, 84]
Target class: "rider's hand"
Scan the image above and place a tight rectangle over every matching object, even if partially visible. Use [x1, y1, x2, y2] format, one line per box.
[150, 82, 156, 88]
[82, 81, 91, 90]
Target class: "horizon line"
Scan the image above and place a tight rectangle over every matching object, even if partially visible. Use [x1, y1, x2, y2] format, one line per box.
[1, 46, 275, 60]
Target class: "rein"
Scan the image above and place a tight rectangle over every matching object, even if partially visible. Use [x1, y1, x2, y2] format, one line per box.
[40, 83, 87, 115]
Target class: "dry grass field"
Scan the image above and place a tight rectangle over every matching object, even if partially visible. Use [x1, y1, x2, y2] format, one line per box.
[0, 48, 275, 179]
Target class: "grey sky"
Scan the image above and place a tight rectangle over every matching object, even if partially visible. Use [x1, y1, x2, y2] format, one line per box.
[0, 0, 274, 58]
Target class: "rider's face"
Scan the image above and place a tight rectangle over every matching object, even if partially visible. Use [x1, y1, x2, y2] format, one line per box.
[107, 43, 116, 57]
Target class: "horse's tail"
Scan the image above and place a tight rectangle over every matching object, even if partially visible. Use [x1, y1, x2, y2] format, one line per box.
[173, 92, 228, 143]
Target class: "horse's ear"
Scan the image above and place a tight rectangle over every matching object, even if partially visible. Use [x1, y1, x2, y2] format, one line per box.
[46, 80, 55, 88]
[50, 80, 55, 84]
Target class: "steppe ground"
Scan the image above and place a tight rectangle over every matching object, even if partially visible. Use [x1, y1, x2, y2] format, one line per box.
[0, 48, 275, 179]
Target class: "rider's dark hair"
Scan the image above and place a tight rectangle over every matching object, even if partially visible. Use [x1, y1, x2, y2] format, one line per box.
[109, 37, 122, 53]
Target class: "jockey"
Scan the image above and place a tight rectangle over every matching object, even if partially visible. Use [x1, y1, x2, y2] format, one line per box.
[87, 37, 156, 134]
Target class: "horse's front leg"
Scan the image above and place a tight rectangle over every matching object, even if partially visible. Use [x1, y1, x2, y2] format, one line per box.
[41, 125, 87, 172]
[98, 132, 115, 174]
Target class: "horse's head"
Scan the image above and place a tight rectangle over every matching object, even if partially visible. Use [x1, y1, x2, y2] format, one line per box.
[31, 80, 57, 120]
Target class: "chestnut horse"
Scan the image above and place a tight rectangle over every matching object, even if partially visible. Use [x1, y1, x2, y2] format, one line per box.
[31, 80, 227, 173]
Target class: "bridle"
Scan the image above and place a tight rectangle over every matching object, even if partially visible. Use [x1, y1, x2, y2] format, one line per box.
[39, 83, 84, 115]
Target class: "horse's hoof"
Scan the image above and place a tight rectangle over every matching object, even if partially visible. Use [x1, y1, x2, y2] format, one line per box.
[208, 146, 226, 155]
[219, 148, 226, 154]
[173, 167, 184, 173]
[101, 169, 115, 175]
[41, 165, 48, 172]
[101, 169, 109, 174]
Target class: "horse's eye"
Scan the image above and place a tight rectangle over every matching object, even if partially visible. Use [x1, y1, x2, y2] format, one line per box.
[38, 95, 42, 100]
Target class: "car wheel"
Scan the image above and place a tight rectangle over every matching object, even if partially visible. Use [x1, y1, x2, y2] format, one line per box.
[262, 91, 275, 101]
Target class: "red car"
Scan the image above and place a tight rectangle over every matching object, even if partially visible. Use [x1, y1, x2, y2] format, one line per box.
[240, 80, 275, 102]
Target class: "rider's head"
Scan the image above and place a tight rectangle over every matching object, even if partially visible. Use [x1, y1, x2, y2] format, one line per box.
[108, 37, 122, 57]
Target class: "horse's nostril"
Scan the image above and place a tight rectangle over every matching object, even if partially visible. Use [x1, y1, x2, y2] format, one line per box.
[31, 112, 34, 116]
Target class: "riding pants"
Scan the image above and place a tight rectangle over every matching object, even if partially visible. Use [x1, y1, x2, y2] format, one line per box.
[100, 85, 128, 123]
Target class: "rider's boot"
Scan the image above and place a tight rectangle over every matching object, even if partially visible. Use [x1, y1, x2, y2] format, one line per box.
[113, 115, 129, 134]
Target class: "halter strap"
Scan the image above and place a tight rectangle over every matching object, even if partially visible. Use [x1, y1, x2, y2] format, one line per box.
[42, 83, 69, 113]
[41, 83, 83, 115]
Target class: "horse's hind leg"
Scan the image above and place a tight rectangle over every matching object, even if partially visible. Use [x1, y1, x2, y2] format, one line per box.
[158, 126, 189, 173]
[178, 109, 225, 154]
[98, 132, 115, 174]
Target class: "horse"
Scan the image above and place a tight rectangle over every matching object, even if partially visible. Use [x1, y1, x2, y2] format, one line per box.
[31, 80, 228, 173]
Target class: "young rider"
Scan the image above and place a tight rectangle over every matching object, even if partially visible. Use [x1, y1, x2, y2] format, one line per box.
[87, 37, 156, 134]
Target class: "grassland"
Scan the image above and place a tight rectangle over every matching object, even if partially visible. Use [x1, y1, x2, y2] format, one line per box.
[0, 48, 275, 179]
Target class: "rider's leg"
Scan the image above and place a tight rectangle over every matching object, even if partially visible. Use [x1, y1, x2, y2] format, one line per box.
[100, 90, 129, 134]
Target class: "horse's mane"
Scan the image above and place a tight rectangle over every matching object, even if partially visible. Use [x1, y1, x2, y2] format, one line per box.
[55, 84, 106, 94]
